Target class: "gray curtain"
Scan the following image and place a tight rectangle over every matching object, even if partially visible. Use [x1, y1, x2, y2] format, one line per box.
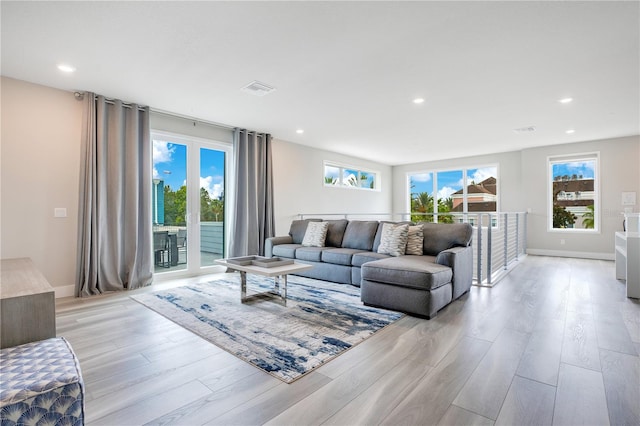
[229, 129, 275, 257]
[76, 94, 153, 296]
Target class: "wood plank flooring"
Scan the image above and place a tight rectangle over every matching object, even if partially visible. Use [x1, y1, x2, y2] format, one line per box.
[55, 256, 640, 425]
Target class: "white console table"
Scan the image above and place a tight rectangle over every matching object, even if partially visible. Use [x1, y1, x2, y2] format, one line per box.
[615, 214, 640, 299]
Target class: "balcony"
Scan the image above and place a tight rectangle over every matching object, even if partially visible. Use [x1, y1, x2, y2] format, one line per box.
[153, 222, 224, 274]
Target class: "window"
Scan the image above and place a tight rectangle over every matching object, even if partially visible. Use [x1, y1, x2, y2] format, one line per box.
[409, 166, 498, 223]
[324, 161, 379, 190]
[548, 153, 598, 231]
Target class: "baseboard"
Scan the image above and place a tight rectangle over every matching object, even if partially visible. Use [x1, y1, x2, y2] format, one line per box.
[526, 249, 614, 261]
[54, 284, 75, 299]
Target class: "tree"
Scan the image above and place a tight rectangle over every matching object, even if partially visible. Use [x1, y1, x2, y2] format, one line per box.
[200, 187, 225, 222]
[553, 205, 577, 228]
[163, 185, 186, 225]
[411, 192, 434, 223]
[162, 185, 224, 225]
[582, 204, 595, 229]
[437, 197, 454, 223]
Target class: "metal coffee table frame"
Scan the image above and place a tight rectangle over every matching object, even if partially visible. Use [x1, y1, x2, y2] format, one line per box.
[215, 259, 313, 306]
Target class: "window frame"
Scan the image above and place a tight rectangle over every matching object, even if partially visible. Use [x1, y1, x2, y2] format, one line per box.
[323, 160, 380, 191]
[547, 152, 600, 233]
[407, 164, 499, 224]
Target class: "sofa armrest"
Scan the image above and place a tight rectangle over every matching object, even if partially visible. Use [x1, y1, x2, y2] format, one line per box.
[436, 246, 473, 299]
[265, 236, 294, 257]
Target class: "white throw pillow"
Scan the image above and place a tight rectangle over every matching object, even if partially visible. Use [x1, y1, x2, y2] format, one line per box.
[302, 221, 329, 247]
[377, 223, 409, 257]
[405, 224, 424, 255]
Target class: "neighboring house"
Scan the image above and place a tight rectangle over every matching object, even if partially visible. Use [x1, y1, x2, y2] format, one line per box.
[553, 178, 595, 208]
[553, 178, 595, 228]
[451, 177, 497, 213]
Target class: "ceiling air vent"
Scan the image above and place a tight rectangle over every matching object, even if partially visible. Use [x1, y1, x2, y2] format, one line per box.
[241, 80, 276, 96]
[513, 126, 536, 134]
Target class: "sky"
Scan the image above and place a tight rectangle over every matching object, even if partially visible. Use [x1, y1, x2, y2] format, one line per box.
[551, 160, 595, 180]
[153, 140, 225, 199]
[410, 167, 497, 199]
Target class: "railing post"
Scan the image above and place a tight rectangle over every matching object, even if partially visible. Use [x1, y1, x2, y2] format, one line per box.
[503, 213, 508, 270]
[487, 213, 492, 285]
[476, 213, 482, 284]
[523, 212, 527, 256]
[515, 213, 520, 261]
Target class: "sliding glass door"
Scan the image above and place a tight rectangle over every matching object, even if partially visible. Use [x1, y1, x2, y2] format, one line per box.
[151, 131, 230, 275]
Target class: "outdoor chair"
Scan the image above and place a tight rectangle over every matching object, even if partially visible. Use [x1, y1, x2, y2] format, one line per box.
[154, 231, 170, 268]
[176, 228, 187, 263]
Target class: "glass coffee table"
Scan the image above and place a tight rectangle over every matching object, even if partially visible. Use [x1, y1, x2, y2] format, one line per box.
[215, 257, 313, 306]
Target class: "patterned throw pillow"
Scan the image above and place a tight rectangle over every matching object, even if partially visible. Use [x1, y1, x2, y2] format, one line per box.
[377, 223, 409, 257]
[302, 221, 329, 247]
[405, 224, 424, 255]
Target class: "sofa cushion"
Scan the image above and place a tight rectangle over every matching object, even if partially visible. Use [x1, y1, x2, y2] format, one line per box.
[289, 219, 322, 244]
[352, 251, 391, 267]
[422, 222, 473, 256]
[322, 248, 366, 266]
[405, 224, 424, 255]
[377, 223, 409, 256]
[296, 246, 325, 262]
[272, 244, 302, 258]
[325, 219, 349, 247]
[361, 256, 452, 291]
[373, 221, 412, 252]
[341, 221, 379, 251]
[302, 221, 329, 247]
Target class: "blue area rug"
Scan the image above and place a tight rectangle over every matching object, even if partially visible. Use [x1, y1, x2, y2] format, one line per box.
[132, 275, 402, 383]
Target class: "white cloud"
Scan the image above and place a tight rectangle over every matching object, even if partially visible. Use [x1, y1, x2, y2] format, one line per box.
[201, 175, 224, 199]
[411, 173, 431, 182]
[566, 161, 595, 176]
[469, 167, 496, 184]
[153, 140, 174, 164]
[438, 186, 457, 200]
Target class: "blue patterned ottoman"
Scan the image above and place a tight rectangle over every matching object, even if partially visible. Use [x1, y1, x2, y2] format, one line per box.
[0, 337, 85, 425]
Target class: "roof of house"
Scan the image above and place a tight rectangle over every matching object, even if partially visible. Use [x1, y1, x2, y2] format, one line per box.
[453, 176, 497, 196]
[552, 179, 594, 193]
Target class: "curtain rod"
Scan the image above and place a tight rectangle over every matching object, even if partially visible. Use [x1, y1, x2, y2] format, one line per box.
[75, 91, 263, 134]
[150, 109, 266, 135]
[75, 91, 148, 111]
[150, 107, 236, 131]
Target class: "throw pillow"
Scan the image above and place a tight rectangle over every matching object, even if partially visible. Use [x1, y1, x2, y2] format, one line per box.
[302, 221, 329, 247]
[377, 223, 409, 257]
[405, 224, 424, 255]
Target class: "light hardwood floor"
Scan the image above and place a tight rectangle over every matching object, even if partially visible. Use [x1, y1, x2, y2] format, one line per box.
[55, 256, 640, 426]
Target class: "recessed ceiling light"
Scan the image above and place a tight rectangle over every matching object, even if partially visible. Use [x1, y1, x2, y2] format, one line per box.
[57, 63, 76, 73]
[413, 98, 425, 104]
[558, 97, 573, 104]
[565, 129, 575, 134]
[296, 129, 304, 134]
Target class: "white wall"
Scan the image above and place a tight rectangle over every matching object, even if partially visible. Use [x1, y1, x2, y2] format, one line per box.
[522, 136, 639, 258]
[272, 139, 393, 235]
[1, 77, 82, 295]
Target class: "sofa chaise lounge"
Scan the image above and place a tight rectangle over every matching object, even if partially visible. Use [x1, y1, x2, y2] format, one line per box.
[265, 219, 473, 318]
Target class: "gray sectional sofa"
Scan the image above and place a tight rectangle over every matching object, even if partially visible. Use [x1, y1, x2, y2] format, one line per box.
[265, 219, 473, 318]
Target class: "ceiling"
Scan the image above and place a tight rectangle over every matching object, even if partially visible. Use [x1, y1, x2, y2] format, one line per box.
[2, 1, 638, 165]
